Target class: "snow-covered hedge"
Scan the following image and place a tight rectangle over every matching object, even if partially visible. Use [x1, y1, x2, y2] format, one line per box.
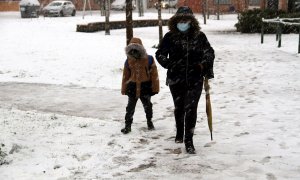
[235, 9, 300, 33]
[19, 0, 40, 6]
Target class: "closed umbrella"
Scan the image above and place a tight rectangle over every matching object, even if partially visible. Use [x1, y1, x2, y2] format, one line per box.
[204, 78, 213, 140]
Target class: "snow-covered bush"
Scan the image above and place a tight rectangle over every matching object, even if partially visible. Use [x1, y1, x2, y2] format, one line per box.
[235, 9, 300, 33]
[19, 0, 40, 6]
[19, 0, 40, 18]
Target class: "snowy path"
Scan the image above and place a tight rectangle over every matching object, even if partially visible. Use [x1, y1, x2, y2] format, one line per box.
[0, 82, 127, 119]
[1, 45, 300, 179]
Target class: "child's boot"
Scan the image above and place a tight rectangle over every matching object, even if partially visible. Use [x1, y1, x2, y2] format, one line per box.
[147, 119, 155, 130]
[121, 124, 131, 134]
[121, 120, 132, 134]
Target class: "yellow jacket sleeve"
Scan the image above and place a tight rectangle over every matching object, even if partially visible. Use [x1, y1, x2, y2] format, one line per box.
[150, 58, 160, 94]
[121, 64, 131, 95]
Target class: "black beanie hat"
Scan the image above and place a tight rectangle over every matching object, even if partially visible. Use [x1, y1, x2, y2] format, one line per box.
[175, 6, 193, 16]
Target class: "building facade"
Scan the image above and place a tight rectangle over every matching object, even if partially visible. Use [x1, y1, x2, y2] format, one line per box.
[0, 0, 19, 11]
[176, 0, 288, 13]
[0, 0, 290, 12]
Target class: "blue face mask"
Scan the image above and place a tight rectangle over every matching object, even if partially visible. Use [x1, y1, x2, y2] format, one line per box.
[177, 22, 190, 32]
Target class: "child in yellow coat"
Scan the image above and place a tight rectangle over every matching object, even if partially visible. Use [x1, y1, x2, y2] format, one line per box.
[121, 37, 160, 134]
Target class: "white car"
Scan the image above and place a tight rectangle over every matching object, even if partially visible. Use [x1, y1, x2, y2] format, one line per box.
[43, 0, 76, 17]
[155, 0, 177, 9]
[111, 0, 136, 11]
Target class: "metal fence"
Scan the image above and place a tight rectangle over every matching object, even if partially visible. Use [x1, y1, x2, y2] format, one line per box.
[261, 17, 300, 53]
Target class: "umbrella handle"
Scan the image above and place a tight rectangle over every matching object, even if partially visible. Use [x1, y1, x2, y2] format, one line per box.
[204, 78, 210, 93]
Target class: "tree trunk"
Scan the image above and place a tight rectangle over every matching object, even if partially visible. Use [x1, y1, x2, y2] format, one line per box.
[158, 0, 163, 42]
[105, 0, 110, 35]
[202, 1, 206, 24]
[288, 0, 296, 12]
[217, 0, 220, 20]
[126, 0, 133, 45]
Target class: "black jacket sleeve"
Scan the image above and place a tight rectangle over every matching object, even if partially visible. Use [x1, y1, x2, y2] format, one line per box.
[200, 33, 215, 79]
[155, 33, 171, 69]
[200, 33, 215, 70]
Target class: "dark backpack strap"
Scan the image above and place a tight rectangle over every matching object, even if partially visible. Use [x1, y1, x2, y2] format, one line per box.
[125, 59, 129, 69]
[148, 55, 153, 69]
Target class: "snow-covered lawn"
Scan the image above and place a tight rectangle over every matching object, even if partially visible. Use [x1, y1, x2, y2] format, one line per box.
[0, 11, 300, 179]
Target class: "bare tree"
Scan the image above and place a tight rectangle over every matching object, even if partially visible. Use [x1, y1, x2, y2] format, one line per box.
[206, 0, 209, 19]
[126, 0, 133, 45]
[217, 0, 220, 20]
[138, 0, 144, 17]
[202, 0, 206, 24]
[105, 0, 110, 35]
[288, 0, 296, 12]
[158, 0, 163, 42]
[100, 0, 105, 16]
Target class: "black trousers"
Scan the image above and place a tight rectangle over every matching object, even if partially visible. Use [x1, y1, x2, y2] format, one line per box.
[169, 81, 203, 140]
[125, 95, 153, 125]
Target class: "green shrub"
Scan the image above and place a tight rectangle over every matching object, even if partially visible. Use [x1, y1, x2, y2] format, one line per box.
[235, 9, 300, 33]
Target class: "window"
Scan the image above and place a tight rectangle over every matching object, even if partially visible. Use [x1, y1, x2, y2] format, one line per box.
[214, 0, 231, 5]
[249, 0, 260, 6]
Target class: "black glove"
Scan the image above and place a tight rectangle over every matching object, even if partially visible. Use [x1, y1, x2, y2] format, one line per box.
[194, 63, 204, 73]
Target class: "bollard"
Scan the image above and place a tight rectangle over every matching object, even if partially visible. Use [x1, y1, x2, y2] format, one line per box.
[261, 17, 300, 53]
[278, 23, 282, 48]
[298, 26, 300, 53]
[261, 19, 264, 44]
[276, 17, 280, 41]
[276, 23, 279, 41]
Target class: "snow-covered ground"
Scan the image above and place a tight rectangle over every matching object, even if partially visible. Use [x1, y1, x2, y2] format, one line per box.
[0, 10, 300, 179]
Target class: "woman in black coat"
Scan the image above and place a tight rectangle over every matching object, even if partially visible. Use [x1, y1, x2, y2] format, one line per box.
[155, 6, 215, 154]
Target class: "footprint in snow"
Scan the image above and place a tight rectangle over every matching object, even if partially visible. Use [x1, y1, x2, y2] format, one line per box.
[260, 156, 271, 164]
[112, 155, 134, 165]
[139, 126, 150, 132]
[279, 142, 288, 149]
[266, 173, 277, 180]
[138, 138, 149, 145]
[151, 135, 162, 140]
[127, 162, 156, 172]
[164, 148, 182, 154]
[234, 132, 250, 137]
[234, 121, 241, 126]
[204, 141, 216, 147]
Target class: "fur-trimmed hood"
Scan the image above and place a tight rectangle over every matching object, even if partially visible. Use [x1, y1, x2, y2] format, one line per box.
[125, 37, 147, 60]
[168, 6, 200, 36]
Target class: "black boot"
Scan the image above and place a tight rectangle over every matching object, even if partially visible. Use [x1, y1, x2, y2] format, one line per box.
[175, 127, 184, 143]
[175, 132, 183, 143]
[147, 119, 155, 130]
[121, 124, 131, 134]
[185, 139, 196, 154]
